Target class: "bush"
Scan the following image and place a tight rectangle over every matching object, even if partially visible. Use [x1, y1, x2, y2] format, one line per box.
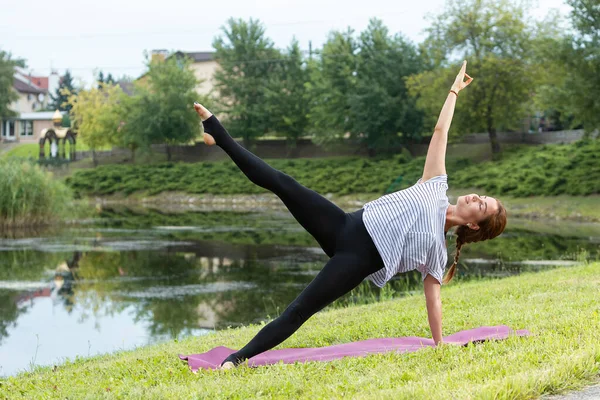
[65, 140, 600, 198]
[451, 139, 600, 196]
[0, 159, 73, 227]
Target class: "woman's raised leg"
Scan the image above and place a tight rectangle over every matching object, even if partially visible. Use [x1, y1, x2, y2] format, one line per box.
[195, 103, 346, 257]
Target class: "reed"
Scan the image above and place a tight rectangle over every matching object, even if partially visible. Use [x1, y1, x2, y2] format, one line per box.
[0, 159, 73, 227]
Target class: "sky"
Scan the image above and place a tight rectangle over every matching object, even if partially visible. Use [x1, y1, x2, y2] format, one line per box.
[1, 0, 571, 88]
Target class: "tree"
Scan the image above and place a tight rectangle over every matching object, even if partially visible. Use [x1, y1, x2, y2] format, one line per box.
[349, 19, 425, 151]
[122, 54, 201, 161]
[97, 71, 117, 89]
[536, 0, 600, 133]
[406, 0, 539, 156]
[264, 38, 310, 147]
[0, 51, 25, 118]
[66, 83, 123, 166]
[306, 28, 358, 145]
[97, 71, 105, 89]
[50, 70, 77, 112]
[212, 18, 282, 146]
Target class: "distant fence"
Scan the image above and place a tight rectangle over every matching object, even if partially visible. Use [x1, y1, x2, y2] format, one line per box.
[76, 138, 370, 163]
[75, 129, 598, 163]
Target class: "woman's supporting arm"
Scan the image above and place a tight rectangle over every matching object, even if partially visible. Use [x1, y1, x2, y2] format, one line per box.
[424, 274, 443, 345]
[421, 61, 473, 183]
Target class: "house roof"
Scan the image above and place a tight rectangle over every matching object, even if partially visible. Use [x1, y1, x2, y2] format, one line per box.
[13, 78, 46, 94]
[173, 51, 214, 62]
[118, 81, 134, 95]
[28, 76, 49, 90]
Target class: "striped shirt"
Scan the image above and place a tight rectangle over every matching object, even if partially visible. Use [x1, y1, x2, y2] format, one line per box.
[361, 175, 449, 287]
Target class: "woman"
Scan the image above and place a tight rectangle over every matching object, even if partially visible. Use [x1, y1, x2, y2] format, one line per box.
[193, 60, 507, 370]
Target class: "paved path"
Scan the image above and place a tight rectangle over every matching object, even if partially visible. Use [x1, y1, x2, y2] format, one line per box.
[542, 383, 600, 399]
[0, 142, 19, 155]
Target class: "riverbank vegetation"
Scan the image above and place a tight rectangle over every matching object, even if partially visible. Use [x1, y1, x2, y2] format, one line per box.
[0, 159, 73, 227]
[66, 139, 600, 199]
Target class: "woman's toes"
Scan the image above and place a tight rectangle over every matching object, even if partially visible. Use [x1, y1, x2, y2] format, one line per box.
[193, 103, 213, 121]
[203, 132, 216, 146]
[219, 361, 236, 370]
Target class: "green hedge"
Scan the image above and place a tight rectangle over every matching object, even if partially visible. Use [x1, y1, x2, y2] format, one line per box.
[451, 139, 600, 196]
[65, 140, 600, 198]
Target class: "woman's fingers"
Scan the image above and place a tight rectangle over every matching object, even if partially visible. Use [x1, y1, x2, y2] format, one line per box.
[459, 60, 467, 75]
[463, 73, 474, 87]
[455, 68, 473, 91]
[193, 102, 213, 121]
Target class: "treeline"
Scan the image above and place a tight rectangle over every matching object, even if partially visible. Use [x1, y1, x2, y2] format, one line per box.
[208, 0, 599, 156]
[4, 0, 596, 163]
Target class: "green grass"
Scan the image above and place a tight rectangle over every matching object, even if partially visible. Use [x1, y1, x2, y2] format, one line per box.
[485, 193, 600, 222]
[2, 140, 106, 159]
[0, 158, 74, 227]
[334, 190, 600, 222]
[63, 140, 600, 200]
[2, 262, 599, 399]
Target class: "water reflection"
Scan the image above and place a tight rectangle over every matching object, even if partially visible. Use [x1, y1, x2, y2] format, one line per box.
[0, 206, 598, 376]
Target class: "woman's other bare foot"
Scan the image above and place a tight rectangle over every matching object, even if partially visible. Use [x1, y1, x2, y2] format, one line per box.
[193, 103, 216, 146]
[219, 361, 236, 370]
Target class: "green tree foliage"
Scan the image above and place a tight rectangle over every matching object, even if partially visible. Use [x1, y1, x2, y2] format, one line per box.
[50, 70, 77, 112]
[406, 0, 539, 156]
[67, 83, 124, 166]
[0, 50, 25, 118]
[264, 38, 310, 146]
[307, 21, 424, 150]
[306, 28, 358, 145]
[213, 18, 282, 146]
[123, 54, 201, 161]
[536, 0, 600, 133]
[349, 19, 424, 151]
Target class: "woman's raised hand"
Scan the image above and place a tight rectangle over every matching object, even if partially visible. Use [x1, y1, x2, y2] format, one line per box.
[451, 60, 473, 93]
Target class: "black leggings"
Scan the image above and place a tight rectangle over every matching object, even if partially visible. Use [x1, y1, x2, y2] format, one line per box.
[202, 115, 384, 366]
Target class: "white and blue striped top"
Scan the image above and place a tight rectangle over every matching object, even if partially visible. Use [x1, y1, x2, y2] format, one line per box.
[362, 174, 450, 287]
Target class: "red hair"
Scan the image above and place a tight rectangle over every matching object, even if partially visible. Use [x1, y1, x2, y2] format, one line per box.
[443, 199, 507, 284]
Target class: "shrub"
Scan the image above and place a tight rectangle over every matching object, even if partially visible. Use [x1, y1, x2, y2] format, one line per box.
[0, 159, 73, 227]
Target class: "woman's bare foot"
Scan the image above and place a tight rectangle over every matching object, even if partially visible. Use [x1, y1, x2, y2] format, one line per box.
[193, 103, 216, 146]
[219, 361, 236, 370]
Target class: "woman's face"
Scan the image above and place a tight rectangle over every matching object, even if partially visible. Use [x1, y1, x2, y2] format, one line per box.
[456, 193, 499, 229]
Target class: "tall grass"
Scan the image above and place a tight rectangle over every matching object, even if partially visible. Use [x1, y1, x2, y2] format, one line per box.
[0, 158, 73, 227]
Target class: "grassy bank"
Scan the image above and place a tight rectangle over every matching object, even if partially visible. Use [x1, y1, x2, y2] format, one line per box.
[2, 262, 599, 399]
[1, 141, 104, 159]
[90, 190, 600, 222]
[64, 139, 600, 199]
[341, 191, 600, 222]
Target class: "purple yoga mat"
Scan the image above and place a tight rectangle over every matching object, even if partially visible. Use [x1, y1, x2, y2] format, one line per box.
[179, 325, 529, 372]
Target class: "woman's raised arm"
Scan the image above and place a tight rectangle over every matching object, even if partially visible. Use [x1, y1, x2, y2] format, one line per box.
[421, 61, 473, 183]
